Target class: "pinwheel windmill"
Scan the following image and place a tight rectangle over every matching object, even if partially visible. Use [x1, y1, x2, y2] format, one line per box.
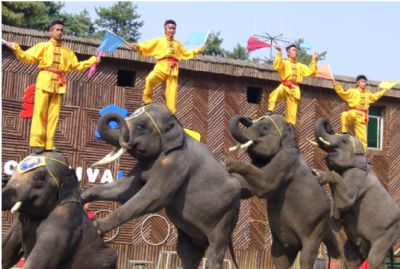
[253, 32, 292, 62]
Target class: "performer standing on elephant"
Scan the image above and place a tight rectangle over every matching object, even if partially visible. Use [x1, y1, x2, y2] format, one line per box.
[6, 20, 99, 154]
[332, 75, 389, 150]
[267, 43, 318, 125]
[130, 19, 203, 114]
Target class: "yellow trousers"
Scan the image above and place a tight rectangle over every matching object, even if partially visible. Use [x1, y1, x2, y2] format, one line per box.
[268, 84, 300, 125]
[143, 67, 178, 115]
[30, 89, 62, 150]
[341, 109, 367, 150]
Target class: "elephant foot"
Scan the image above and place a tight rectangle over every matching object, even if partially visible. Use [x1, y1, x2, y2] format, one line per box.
[92, 220, 106, 237]
[32, 147, 45, 154]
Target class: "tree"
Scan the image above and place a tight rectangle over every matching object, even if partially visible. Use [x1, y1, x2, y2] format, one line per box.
[226, 43, 250, 60]
[203, 31, 225, 57]
[2, 1, 95, 37]
[295, 38, 327, 65]
[60, 9, 95, 37]
[94, 1, 143, 42]
[2, 1, 61, 30]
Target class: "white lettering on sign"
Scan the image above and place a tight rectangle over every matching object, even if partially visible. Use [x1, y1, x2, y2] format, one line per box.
[100, 169, 114, 183]
[3, 160, 115, 183]
[4, 160, 18, 175]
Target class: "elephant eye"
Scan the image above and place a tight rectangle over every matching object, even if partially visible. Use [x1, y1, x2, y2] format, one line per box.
[135, 123, 145, 130]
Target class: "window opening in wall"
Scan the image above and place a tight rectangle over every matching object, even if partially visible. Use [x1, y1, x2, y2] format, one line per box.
[247, 86, 263, 104]
[367, 106, 384, 150]
[117, 70, 136, 87]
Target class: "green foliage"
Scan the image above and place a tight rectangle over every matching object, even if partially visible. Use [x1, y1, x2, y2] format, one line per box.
[94, 1, 143, 42]
[203, 31, 225, 57]
[226, 43, 250, 60]
[2, 1, 63, 30]
[60, 9, 95, 37]
[295, 38, 327, 65]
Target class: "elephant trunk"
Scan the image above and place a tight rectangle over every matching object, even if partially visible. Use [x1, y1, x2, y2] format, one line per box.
[314, 117, 336, 151]
[2, 182, 29, 212]
[98, 112, 130, 149]
[229, 115, 253, 144]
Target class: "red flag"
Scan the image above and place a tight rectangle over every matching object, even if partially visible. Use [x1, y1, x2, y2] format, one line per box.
[358, 260, 370, 269]
[315, 64, 334, 80]
[19, 84, 35, 118]
[246, 36, 271, 52]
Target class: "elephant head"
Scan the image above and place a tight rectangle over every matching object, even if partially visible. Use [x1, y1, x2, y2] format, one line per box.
[229, 113, 297, 163]
[2, 151, 79, 217]
[314, 117, 367, 173]
[93, 103, 185, 165]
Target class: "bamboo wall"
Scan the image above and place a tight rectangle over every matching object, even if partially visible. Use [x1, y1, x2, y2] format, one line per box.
[2, 25, 399, 269]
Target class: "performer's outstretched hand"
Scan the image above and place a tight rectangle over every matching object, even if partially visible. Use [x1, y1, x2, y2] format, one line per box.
[130, 43, 139, 51]
[7, 42, 18, 51]
[274, 43, 281, 51]
[312, 51, 319, 60]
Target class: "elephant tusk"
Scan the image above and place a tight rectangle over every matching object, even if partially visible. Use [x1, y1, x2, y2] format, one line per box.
[229, 140, 254, 152]
[91, 148, 127, 167]
[11, 201, 22, 213]
[318, 137, 331, 146]
[308, 139, 318, 146]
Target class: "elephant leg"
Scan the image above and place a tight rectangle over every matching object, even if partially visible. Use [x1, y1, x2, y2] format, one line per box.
[2, 216, 23, 269]
[81, 174, 143, 203]
[343, 240, 363, 269]
[206, 203, 239, 269]
[368, 222, 400, 269]
[300, 217, 328, 269]
[299, 239, 321, 269]
[271, 237, 298, 269]
[176, 229, 206, 269]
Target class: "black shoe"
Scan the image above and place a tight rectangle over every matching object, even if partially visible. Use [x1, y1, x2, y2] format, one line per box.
[32, 147, 45, 154]
[265, 110, 273, 116]
[52, 148, 61, 152]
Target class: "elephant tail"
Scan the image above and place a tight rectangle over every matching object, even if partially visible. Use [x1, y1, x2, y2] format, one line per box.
[389, 247, 394, 269]
[323, 230, 341, 259]
[228, 239, 240, 269]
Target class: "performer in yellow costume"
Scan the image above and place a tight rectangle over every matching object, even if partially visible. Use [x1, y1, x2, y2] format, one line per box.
[130, 19, 203, 114]
[333, 75, 389, 150]
[8, 21, 99, 153]
[267, 44, 318, 125]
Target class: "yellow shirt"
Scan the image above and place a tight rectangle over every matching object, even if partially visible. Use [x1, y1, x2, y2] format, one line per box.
[273, 51, 317, 83]
[136, 35, 202, 76]
[334, 83, 388, 109]
[13, 38, 97, 94]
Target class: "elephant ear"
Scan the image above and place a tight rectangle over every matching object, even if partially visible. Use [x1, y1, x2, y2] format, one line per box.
[162, 115, 185, 154]
[58, 168, 81, 204]
[281, 123, 298, 149]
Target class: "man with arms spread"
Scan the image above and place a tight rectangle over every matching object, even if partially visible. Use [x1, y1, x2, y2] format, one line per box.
[267, 43, 318, 125]
[7, 20, 99, 153]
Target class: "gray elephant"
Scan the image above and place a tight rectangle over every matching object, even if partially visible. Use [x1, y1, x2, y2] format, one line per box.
[81, 103, 241, 269]
[313, 117, 400, 269]
[2, 151, 117, 269]
[223, 113, 341, 269]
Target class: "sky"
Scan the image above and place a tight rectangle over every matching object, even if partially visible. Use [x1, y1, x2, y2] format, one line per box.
[62, 1, 400, 82]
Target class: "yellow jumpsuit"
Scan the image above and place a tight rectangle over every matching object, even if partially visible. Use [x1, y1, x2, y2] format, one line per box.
[12, 38, 97, 150]
[135, 35, 202, 114]
[268, 51, 317, 125]
[334, 83, 389, 150]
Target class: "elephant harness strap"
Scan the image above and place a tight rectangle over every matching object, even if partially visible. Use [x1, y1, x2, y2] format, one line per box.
[126, 106, 162, 136]
[253, 115, 282, 137]
[18, 155, 72, 192]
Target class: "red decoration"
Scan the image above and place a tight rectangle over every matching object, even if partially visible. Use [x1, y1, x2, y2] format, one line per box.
[19, 84, 35, 118]
[246, 36, 271, 52]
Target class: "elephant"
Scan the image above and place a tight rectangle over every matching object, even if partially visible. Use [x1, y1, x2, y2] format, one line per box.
[81, 103, 241, 269]
[313, 117, 400, 269]
[223, 113, 341, 269]
[2, 151, 117, 269]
